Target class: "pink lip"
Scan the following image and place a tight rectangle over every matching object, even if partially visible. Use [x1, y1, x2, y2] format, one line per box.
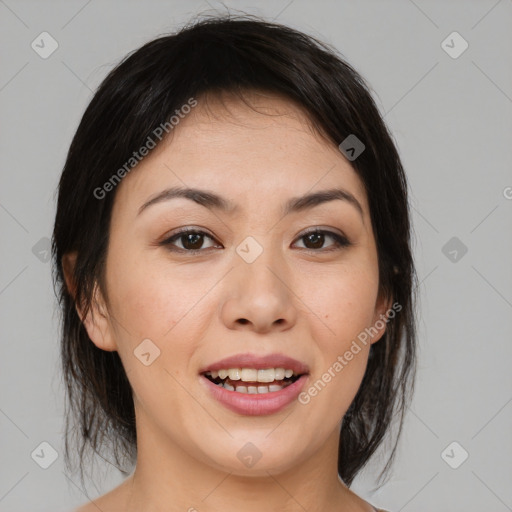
[199, 352, 310, 375]
[200, 373, 309, 416]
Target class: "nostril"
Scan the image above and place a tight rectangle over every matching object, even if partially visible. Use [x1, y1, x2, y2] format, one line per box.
[238, 319, 249, 324]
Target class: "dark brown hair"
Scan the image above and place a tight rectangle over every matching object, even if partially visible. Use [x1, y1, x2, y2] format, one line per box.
[52, 13, 417, 489]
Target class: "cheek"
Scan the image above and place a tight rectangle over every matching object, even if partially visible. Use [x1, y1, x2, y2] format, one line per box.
[300, 265, 379, 412]
[104, 259, 211, 410]
[107, 250, 207, 338]
[307, 264, 380, 343]
[105, 252, 225, 394]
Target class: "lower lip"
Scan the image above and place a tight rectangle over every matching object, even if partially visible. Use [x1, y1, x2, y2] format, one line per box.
[200, 374, 309, 416]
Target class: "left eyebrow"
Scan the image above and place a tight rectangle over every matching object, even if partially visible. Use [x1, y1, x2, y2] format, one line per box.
[137, 186, 364, 219]
[283, 188, 364, 219]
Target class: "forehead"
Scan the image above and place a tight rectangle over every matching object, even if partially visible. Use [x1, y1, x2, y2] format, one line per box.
[112, 91, 369, 219]
[163, 90, 337, 163]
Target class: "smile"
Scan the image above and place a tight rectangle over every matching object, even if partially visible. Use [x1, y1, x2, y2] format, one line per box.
[203, 367, 302, 393]
[200, 370, 309, 416]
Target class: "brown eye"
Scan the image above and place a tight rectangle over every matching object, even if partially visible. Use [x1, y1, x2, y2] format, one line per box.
[179, 232, 206, 250]
[160, 229, 220, 253]
[294, 230, 350, 251]
[159, 227, 350, 254]
[303, 231, 325, 249]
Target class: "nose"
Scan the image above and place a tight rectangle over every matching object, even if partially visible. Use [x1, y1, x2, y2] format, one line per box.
[220, 247, 298, 333]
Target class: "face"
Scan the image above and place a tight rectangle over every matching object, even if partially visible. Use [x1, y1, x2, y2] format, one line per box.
[78, 92, 390, 477]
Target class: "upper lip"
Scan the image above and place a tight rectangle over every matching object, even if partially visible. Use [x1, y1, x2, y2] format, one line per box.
[199, 353, 310, 375]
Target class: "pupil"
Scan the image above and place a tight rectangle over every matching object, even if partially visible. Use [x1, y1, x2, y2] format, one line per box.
[183, 233, 203, 250]
[306, 232, 323, 249]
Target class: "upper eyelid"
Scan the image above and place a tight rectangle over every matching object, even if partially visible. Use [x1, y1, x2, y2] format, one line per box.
[161, 227, 348, 249]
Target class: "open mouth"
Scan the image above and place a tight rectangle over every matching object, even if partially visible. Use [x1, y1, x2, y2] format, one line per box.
[202, 370, 303, 394]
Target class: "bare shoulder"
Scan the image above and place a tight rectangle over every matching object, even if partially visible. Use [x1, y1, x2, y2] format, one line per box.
[71, 478, 133, 512]
[71, 495, 123, 512]
[72, 502, 99, 512]
[72, 496, 117, 512]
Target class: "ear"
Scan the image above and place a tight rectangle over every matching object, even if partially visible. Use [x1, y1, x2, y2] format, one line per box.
[369, 288, 393, 345]
[61, 252, 117, 352]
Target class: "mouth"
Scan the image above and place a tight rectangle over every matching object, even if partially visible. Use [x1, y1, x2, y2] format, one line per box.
[202, 367, 304, 394]
[198, 353, 310, 415]
[199, 365, 309, 416]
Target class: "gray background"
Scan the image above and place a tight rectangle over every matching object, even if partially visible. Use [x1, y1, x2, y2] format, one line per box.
[1, 0, 511, 511]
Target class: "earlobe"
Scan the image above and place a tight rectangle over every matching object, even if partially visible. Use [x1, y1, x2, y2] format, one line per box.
[81, 282, 118, 352]
[62, 252, 78, 300]
[370, 291, 393, 345]
[61, 252, 117, 352]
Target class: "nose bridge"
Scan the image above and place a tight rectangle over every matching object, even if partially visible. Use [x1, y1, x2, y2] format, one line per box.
[219, 234, 298, 332]
[235, 234, 289, 297]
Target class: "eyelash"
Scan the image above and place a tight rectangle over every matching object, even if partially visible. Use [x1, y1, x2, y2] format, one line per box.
[159, 227, 351, 254]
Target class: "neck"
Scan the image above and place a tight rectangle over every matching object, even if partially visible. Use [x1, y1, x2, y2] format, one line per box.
[118, 410, 370, 512]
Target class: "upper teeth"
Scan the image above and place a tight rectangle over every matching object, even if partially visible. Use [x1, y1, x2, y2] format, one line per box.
[206, 368, 296, 382]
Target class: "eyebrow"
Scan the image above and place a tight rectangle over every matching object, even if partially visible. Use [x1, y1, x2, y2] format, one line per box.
[137, 186, 364, 219]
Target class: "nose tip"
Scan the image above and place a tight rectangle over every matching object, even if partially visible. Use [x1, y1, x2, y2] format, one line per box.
[221, 259, 297, 333]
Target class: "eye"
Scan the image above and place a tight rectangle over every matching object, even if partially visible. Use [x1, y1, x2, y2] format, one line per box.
[293, 229, 351, 251]
[159, 227, 351, 254]
[159, 228, 221, 253]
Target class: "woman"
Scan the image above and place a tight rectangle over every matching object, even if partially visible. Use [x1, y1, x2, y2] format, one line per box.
[52, 14, 417, 512]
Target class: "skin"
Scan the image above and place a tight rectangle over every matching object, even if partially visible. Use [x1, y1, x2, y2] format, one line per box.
[66, 91, 390, 512]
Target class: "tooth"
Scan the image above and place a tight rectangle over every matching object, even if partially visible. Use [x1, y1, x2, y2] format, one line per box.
[224, 382, 235, 391]
[274, 368, 285, 380]
[241, 369, 258, 382]
[211, 367, 298, 382]
[257, 369, 275, 382]
[257, 385, 270, 393]
[269, 384, 284, 392]
[228, 368, 241, 380]
[247, 385, 258, 394]
[235, 385, 248, 393]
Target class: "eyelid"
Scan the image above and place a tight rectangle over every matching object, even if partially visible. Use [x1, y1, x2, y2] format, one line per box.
[158, 227, 351, 255]
[293, 228, 351, 251]
[295, 226, 347, 241]
[159, 226, 220, 251]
